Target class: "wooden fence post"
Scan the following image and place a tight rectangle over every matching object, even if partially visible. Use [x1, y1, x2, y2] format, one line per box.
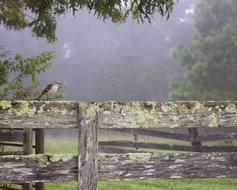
[23, 128, 33, 190]
[188, 128, 202, 148]
[35, 129, 45, 190]
[78, 103, 98, 190]
[132, 130, 138, 150]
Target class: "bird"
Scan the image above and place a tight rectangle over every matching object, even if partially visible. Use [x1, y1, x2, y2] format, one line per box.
[36, 81, 62, 100]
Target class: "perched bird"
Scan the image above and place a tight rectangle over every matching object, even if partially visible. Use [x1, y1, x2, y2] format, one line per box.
[37, 81, 62, 100]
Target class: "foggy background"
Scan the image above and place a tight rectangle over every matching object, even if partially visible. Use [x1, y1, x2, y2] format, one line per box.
[0, 0, 200, 101]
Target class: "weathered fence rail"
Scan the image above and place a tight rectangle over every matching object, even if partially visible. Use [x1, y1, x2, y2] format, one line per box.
[1, 101, 237, 129]
[0, 152, 237, 183]
[99, 141, 237, 152]
[0, 130, 23, 142]
[0, 101, 237, 190]
[101, 128, 237, 142]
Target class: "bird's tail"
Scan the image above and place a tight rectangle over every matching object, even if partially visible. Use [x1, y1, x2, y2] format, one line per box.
[36, 94, 43, 101]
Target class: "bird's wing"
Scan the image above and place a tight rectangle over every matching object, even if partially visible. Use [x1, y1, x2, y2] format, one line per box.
[40, 83, 53, 95]
[36, 83, 54, 100]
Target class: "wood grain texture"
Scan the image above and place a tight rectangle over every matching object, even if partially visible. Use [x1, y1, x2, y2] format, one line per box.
[1, 101, 237, 129]
[0, 153, 236, 183]
[78, 103, 98, 190]
[23, 129, 33, 155]
[98, 152, 237, 180]
[98, 101, 237, 128]
[0, 101, 78, 129]
[35, 129, 45, 190]
[0, 154, 77, 183]
[35, 129, 45, 154]
[23, 128, 33, 190]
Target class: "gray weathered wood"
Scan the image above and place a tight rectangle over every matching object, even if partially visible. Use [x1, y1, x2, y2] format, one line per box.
[101, 128, 237, 142]
[35, 129, 45, 190]
[0, 153, 236, 183]
[0, 101, 78, 129]
[0, 130, 23, 142]
[78, 103, 98, 190]
[98, 152, 237, 180]
[1, 101, 237, 129]
[98, 101, 237, 128]
[0, 142, 23, 147]
[0, 151, 23, 155]
[0, 142, 35, 148]
[22, 183, 32, 190]
[0, 154, 77, 183]
[99, 141, 237, 152]
[35, 129, 44, 154]
[23, 128, 33, 190]
[23, 129, 33, 155]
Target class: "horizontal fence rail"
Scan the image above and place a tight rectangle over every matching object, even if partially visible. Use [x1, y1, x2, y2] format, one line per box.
[99, 141, 237, 152]
[0, 130, 24, 142]
[1, 101, 237, 129]
[0, 153, 237, 183]
[101, 128, 237, 142]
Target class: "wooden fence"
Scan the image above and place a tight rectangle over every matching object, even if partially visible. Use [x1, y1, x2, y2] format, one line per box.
[98, 128, 237, 153]
[0, 101, 237, 190]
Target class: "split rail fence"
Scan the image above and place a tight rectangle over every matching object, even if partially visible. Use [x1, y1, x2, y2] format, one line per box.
[0, 101, 237, 190]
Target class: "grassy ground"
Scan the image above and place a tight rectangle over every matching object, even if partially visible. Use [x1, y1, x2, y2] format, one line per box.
[46, 178, 237, 190]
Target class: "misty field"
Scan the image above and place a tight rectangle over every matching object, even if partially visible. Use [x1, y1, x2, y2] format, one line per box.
[41, 131, 237, 190]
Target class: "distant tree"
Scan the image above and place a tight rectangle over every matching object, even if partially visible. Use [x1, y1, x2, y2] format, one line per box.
[0, 47, 54, 100]
[0, 0, 175, 42]
[171, 0, 237, 100]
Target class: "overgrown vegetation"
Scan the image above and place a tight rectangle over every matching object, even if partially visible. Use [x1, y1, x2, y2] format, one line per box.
[0, 0, 175, 43]
[0, 47, 54, 100]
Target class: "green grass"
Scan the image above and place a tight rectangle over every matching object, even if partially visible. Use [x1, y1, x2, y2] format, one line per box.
[45, 178, 237, 190]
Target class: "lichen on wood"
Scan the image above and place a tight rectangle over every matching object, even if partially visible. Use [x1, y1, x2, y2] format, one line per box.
[1, 153, 236, 183]
[1, 101, 237, 129]
[0, 101, 78, 129]
[0, 154, 77, 183]
[98, 101, 237, 128]
[78, 102, 98, 190]
[128, 153, 152, 162]
[0, 101, 36, 117]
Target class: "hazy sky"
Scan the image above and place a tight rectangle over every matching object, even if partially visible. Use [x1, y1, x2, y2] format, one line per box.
[0, 0, 199, 101]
